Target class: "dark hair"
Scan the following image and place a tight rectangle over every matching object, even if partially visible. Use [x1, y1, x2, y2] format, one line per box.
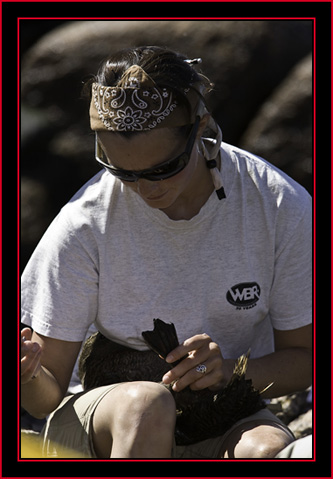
[84, 46, 212, 137]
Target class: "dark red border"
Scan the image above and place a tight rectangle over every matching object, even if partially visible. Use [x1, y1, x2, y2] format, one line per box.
[2, 4, 328, 477]
[16, 13, 318, 468]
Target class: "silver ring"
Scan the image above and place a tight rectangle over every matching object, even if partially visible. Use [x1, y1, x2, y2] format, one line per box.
[195, 364, 207, 374]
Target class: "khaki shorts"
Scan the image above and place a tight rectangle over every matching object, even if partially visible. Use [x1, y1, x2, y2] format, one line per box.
[41, 384, 294, 459]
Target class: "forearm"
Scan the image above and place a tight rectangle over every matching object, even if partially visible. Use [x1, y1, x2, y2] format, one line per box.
[225, 347, 312, 399]
[21, 366, 64, 419]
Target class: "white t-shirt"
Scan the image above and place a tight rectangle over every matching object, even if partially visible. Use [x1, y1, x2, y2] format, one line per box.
[21, 142, 312, 360]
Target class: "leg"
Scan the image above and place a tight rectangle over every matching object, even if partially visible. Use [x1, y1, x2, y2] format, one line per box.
[220, 420, 294, 458]
[92, 381, 176, 458]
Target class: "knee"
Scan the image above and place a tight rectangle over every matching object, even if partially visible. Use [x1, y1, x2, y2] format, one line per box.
[222, 424, 294, 459]
[92, 382, 176, 457]
[117, 381, 176, 430]
[251, 433, 294, 458]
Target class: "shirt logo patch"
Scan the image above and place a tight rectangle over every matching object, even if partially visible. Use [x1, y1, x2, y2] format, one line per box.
[226, 282, 261, 309]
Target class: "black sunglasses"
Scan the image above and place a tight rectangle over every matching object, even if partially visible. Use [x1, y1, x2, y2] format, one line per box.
[95, 117, 200, 182]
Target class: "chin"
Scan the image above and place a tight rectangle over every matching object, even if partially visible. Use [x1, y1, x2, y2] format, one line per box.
[142, 190, 174, 208]
[145, 197, 173, 209]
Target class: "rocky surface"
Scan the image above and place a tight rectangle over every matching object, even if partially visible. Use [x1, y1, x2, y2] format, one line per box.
[20, 20, 313, 271]
[269, 388, 312, 439]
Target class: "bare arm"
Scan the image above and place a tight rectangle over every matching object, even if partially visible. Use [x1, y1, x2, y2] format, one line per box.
[243, 324, 312, 397]
[162, 324, 312, 399]
[21, 327, 82, 419]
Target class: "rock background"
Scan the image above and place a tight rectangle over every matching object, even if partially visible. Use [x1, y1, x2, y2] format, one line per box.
[269, 387, 312, 439]
[20, 20, 313, 445]
[21, 19, 313, 272]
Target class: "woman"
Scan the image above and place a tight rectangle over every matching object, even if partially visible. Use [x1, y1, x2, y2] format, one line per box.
[21, 46, 312, 458]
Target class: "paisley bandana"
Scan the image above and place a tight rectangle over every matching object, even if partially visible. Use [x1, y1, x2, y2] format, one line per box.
[90, 65, 203, 132]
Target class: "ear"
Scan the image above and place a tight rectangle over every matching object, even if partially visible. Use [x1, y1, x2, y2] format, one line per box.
[197, 113, 211, 138]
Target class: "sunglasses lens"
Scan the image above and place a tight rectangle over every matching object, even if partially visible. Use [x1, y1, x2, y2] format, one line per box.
[112, 170, 137, 182]
[144, 154, 188, 181]
[100, 153, 189, 182]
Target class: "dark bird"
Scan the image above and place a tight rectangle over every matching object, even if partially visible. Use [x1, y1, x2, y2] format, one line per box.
[79, 319, 269, 445]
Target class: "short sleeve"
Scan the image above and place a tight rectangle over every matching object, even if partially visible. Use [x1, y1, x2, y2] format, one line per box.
[21, 209, 99, 341]
[269, 193, 312, 330]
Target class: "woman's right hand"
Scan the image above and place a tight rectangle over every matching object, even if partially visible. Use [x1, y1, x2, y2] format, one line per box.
[21, 327, 42, 384]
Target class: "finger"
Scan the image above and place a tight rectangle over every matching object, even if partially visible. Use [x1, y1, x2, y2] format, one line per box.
[21, 337, 41, 359]
[163, 353, 210, 388]
[189, 353, 225, 391]
[162, 347, 209, 385]
[164, 349, 225, 391]
[163, 338, 219, 385]
[21, 330, 42, 367]
[21, 327, 32, 342]
[170, 363, 215, 392]
[21, 328, 34, 356]
[163, 341, 210, 380]
[165, 333, 211, 363]
[21, 348, 42, 383]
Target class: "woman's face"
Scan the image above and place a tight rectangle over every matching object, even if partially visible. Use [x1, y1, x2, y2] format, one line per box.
[98, 126, 203, 210]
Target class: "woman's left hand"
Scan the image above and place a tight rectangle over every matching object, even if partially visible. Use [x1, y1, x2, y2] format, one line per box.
[162, 333, 228, 392]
